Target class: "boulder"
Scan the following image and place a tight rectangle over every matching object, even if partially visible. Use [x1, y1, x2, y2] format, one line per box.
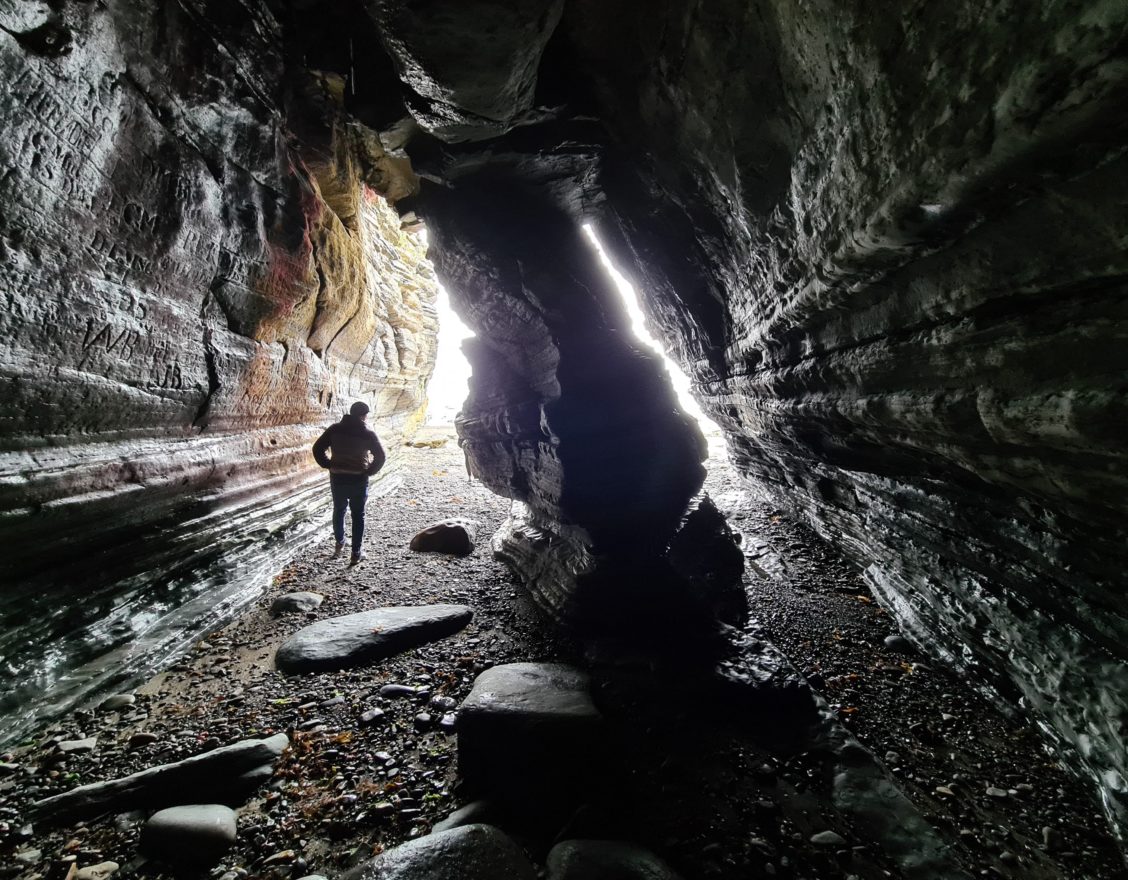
[141, 804, 237, 864]
[270, 592, 325, 616]
[275, 605, 473, 674]
[547, 840, 684, 880]
[457, 664, 603, 816]
[343, 824, 536, 880]
[31, 734, 288, 825]
[409, 519, 478, 556]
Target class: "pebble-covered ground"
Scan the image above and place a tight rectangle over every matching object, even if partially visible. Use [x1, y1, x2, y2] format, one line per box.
[1, 427, 1125, 880]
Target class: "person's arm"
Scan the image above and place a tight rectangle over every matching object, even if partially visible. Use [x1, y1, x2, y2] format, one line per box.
[312, 427, 333, 469]
[365, 431, 386, 476]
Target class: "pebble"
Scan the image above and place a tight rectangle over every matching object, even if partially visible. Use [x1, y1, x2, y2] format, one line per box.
[14, 848, 41, 864]
[884, 751, 900, 765]
[359, 708, 387, 726]
[0, 762, 19, 776]
[810, 830, 846, 846]
[986, 786, 1009, 799]
[262, 850, 296, 865]
[128, 732, 159, 750]
[379, 685, 417, 699]
[430, 696, 457, 711]
[320, 696, 346, 708]
[438, 713, 457, 732]
[413, 712, 432, 731]
[101, 695, 136, 711]
[58, 737, 98, 753]
[883, 634, 912, 652]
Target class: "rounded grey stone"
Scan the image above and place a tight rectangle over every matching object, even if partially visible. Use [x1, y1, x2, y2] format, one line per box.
[141, 804, 237, 864]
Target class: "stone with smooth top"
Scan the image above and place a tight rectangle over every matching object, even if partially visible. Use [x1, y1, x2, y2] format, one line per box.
[275, 606, 473, 674]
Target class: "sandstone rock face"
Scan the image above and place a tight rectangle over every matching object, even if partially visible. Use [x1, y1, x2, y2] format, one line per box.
[0, 2, 436, 730]
[380, 0, 1128, 837]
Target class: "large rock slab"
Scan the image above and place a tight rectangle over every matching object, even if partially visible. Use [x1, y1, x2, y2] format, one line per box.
[141, 804, 237, 865]
[547, 840, 684, 880]
[31, 733, 288, 825]
[275, 606, 473, 674]
[457, 664, 603, 814]
[343, 823, 536, 880]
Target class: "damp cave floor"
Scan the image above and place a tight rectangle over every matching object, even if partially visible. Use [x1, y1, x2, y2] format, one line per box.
[1, 426, 1125, 880]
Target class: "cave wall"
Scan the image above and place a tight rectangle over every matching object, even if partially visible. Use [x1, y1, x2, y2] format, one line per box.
[561, 0, 1128, 832]
[360, 0, 1128, 837]
[0, 0, 437, 701]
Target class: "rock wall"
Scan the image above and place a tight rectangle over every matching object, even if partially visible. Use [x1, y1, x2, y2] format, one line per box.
[0, 1, 437, 720]
[422, 177, 744, 641]
[365, 0, 1128, 839]
[561, 0, 1128, 836]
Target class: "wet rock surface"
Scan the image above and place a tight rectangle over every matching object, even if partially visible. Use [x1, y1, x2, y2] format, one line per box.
[0, 435, 1122, 880]
[0, 0, 437, 737]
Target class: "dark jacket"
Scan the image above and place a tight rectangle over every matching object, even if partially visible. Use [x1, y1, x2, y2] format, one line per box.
[312, 414, 386, 476]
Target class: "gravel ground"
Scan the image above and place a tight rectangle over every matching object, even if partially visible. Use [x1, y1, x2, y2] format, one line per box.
[0, 427, 1124, 880]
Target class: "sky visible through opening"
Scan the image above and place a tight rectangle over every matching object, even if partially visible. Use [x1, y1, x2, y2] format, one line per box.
[423, 225, 723, 455]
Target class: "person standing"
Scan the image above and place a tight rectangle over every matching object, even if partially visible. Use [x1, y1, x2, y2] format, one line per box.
[312, 401, 386, 564]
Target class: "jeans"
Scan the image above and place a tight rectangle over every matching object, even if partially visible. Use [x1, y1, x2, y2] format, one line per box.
[330, 474, 369, 553]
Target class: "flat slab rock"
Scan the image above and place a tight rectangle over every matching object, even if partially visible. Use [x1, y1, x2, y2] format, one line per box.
[459, 663, 600, 726]
[547, 840, 684, 880]
[409, 519, 478, 556]
[343, 823, 536, 880]
[275, 605, 473, 674]
[31, 734, 288, 825]
[141, 804, 237, 864]
[271, 591, 325, 616]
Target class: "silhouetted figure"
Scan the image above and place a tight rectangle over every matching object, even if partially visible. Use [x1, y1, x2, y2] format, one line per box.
[313, 401, 386, 564]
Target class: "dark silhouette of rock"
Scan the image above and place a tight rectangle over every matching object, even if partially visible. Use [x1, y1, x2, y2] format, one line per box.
[275, 606, 473, 674]
[458, 664, 603, 820]
[547, 840, 684, 880]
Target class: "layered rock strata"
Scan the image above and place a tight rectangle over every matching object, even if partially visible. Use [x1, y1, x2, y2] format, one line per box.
[0, 1, 437, 723]
[370, 0, 1128, 839]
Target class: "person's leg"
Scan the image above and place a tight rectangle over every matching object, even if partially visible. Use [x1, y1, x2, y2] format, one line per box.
[349, 477, 370, 555]
[330, 476, 348, 549]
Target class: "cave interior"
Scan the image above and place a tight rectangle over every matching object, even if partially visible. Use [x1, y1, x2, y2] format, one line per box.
[0, 0, 1127, 875]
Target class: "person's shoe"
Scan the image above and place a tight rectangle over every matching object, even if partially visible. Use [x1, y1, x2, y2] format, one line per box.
[350, 548, 367, 565]
[333, 542, 345, 559]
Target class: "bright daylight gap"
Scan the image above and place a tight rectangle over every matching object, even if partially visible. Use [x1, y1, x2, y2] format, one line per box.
[423, 225, 724, 459]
